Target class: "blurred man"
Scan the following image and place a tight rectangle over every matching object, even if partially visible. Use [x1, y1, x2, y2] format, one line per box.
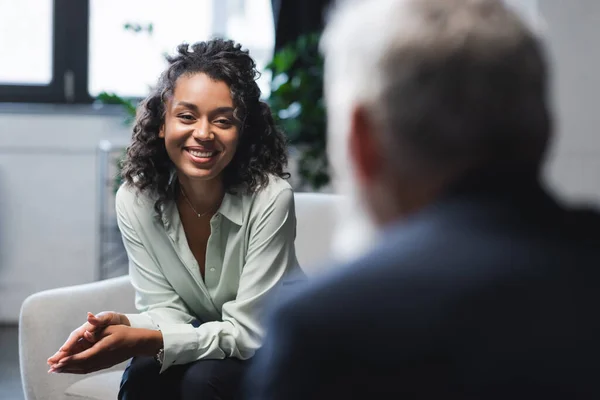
[248, 0, 600, 398]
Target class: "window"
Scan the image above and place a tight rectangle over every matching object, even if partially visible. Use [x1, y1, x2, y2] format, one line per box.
[0, 0, 53, 85]
[0, 0, 275, 103]
[88, 0, 213, 98]
[223, 0, 275, 96]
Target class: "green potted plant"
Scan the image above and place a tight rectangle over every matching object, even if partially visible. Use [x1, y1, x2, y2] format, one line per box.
[265, 32, 329, 190]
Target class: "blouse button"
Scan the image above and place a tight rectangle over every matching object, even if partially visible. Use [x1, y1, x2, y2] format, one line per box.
[210, 267, 216, 272]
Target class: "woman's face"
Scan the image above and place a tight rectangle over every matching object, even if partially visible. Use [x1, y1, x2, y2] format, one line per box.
[160, 72, 239, 182]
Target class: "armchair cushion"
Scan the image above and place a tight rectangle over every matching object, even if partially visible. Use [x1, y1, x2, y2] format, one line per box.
[63, 371, 123, 400]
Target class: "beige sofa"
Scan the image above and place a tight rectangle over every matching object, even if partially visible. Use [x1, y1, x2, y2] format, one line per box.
[20, 192, 342, 400]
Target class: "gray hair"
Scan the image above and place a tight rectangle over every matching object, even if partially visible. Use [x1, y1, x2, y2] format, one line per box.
[322, 0, 552, 179]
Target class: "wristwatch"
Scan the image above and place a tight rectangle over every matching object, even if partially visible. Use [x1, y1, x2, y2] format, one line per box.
[154, 348, 164, 366]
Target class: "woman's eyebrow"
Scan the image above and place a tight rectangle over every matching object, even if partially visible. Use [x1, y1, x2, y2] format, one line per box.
[173, 101, 199, 113]
[211, 106, 235, 114]
[173, 102, 234, 115]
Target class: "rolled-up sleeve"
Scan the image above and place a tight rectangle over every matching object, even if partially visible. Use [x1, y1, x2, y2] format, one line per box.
[156, 188, 298, 371]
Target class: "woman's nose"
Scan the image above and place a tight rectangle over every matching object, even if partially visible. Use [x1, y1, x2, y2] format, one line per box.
[193, 130, 210, 140]
[192, 123, 212, 140]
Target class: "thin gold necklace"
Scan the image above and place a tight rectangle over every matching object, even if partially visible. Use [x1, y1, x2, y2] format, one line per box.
[179, 186, 218, 218]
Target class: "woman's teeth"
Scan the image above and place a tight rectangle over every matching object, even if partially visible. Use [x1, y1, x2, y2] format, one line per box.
[189, 150, 215, 157]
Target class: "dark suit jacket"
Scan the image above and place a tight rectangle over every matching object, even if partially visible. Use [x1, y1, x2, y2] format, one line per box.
[247, 173, 600, 399]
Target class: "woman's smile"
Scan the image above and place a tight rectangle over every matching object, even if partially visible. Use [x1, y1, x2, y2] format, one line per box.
[184, 146, 221, 166]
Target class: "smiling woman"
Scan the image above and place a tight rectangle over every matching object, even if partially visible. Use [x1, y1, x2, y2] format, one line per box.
[160, 74, 239, 185]
[122, 40, 290, 217]
[46, 39, 301, 400]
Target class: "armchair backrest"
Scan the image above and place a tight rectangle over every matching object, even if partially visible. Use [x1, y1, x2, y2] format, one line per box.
[293, 192, 342, 275]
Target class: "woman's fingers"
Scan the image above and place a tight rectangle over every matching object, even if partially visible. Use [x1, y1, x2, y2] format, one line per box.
[86, 314, 101, 333]
[47, 350, 68, 365]
[87, 311, 119, 330]
[50, 337, 94, 365]
[50, 311, 122, 365]
[83, 330, 100, 344]
[59, 325, 88, 352]
[86, 312, 113, 336]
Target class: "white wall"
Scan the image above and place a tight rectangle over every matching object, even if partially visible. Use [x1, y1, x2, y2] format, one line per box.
[542, 0, 600, 205]
[0, 109, 130, 321]
[501, 0, 600, 203]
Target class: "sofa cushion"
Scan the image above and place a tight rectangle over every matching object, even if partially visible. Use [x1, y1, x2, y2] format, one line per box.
[64, 370, 123, 400]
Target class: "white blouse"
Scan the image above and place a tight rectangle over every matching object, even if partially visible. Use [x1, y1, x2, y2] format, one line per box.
[116, 175, 300, 373]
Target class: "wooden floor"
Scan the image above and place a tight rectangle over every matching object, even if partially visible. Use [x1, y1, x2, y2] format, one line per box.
[0, 325, 25, 400]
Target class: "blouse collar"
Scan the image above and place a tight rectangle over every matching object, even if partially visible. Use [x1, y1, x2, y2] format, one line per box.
[162, 171, 243, 226]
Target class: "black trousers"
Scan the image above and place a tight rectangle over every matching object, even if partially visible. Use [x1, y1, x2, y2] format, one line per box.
[118, 356, 250, 400]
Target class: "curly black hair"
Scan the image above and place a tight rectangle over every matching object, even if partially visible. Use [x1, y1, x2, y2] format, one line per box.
[121, 39, 289, 215]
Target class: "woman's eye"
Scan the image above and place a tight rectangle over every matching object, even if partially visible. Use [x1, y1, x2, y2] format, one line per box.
[178, 114, 195, 121]
[215, 119, 232, 126]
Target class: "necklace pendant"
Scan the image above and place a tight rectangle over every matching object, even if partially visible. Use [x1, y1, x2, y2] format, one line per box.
[197, 213, 202, 218]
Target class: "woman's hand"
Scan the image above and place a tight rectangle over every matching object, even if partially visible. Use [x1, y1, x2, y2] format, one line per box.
[48, 326, 163, 374]
[47, 311, 129, 367]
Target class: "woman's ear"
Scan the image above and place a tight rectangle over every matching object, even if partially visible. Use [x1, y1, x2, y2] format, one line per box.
[159, 125, 165, 138]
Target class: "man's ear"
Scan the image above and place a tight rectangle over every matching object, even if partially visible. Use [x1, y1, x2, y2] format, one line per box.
[349, 106, 380, 184]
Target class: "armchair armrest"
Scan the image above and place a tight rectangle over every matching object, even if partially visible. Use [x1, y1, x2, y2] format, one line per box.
[19, 275, 136, 400]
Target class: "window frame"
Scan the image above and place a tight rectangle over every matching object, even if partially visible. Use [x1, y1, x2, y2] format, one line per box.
[0, 0, 92, 104]
[0, 0, 275, 104]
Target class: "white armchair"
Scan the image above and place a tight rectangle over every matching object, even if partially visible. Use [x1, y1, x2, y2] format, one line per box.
[19, 193, 341, 400]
